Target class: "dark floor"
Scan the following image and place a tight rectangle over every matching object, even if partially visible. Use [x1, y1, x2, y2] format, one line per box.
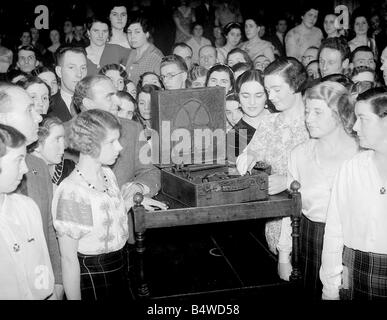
[129, 219, 301, 301]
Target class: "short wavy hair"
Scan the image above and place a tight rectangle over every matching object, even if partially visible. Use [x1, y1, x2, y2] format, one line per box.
[0, 124, 26, 173]
[37, 115, 63, 145]
[67, 109, 121, 158]
[264, 57, 307, 93]
[304, 80, 355, 135]
[226, 48, 252, 66]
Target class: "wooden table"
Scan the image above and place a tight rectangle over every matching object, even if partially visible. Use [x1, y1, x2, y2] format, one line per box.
[131, 181, 302, 298]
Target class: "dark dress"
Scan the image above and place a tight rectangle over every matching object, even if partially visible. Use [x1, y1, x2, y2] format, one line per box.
[227, 119, 256, 163]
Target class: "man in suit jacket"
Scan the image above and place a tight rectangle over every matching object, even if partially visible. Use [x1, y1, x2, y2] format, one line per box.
[0, 83, 63, 299]
[195, 0, 216, 42]
[265, 17, 288, 58]
[48, 46, 88, 122]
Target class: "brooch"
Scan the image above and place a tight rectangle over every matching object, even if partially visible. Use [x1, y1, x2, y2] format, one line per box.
[13, 243, 20, 252]
[380, 187, 386, 195]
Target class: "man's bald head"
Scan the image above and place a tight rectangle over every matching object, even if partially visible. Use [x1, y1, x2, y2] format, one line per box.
[0, 83, 42, 144]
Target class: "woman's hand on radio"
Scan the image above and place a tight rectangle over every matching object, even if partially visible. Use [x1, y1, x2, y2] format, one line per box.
[142, 197, 169, 211]
[236, 152, 256, 175]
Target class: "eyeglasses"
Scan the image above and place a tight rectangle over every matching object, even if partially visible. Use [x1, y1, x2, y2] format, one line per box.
[160, 71, 184, 81]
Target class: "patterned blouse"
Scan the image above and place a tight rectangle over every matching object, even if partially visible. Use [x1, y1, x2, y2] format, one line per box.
[52, 167, 129, 255]
[242, 111, 309, 254]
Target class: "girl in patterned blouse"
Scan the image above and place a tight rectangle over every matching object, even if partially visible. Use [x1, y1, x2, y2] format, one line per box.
[236, 57, 310, 255]
[52, 109, 162, 300]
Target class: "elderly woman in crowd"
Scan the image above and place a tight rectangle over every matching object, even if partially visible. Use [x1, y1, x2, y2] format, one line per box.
[277, 81, 359, 299]
[320, 87, 387, 300]
[236, 57, 310, 254]
[0, 124, 55, 299]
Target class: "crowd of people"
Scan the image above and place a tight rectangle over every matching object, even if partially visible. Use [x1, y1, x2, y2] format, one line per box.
[0, 0, 387, 301]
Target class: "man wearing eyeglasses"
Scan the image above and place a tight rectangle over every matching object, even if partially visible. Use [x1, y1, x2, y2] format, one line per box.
[16, 45, 40, 74]
[160, 54, 188, 90]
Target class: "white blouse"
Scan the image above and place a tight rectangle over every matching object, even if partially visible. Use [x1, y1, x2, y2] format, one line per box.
[0, 194, 54, 300]
[277, 139, 347, 262]
[320, 150, 387, 299]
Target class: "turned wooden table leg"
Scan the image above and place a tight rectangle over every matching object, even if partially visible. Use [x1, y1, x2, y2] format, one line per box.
[132, 193, 150, 298]
[289, 181, 302, 284]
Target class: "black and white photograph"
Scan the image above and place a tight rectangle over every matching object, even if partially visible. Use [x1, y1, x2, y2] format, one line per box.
[0, 0, 386, 314]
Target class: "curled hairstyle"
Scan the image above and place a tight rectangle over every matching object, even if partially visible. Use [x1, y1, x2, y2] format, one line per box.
[305, 80, 355, 135]
[357, 87, 387, 118]
[264, 57, 307, 93]
[37, 115, 63, 145]
[0, 124, 26, 159]
[67, 109, 121, 158]
[235, 69, 265, 94]
[99, 63, 128, 82]
[205, 63, 235, 91]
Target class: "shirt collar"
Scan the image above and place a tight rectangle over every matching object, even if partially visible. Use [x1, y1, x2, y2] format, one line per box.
[60, 90, 73, 110]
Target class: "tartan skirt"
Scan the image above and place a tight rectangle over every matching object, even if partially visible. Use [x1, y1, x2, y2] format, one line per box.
[78, 247, 131, 300]
[340, 246, 387, 300]
[300, 214, 325, 299]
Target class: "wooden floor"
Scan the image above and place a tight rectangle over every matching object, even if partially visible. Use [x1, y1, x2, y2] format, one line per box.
[128, 219, 301, 301]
